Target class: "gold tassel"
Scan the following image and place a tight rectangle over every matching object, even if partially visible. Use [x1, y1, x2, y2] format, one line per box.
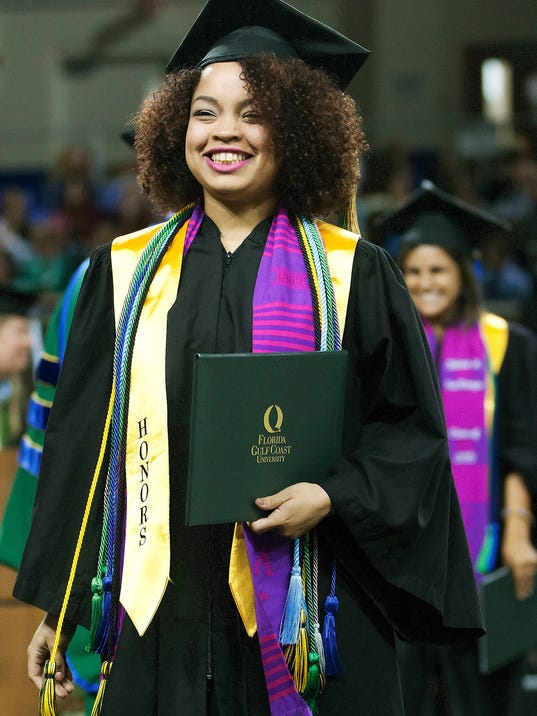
[39, 659, 58, 716]
[340, 193, 360, 235]
[90, 661, 112, 716]
[284, 610, 309, 694]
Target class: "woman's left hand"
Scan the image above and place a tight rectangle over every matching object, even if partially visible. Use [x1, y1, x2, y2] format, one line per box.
[248, 482, 333, 539]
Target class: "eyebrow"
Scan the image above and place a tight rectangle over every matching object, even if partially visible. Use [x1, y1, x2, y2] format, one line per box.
[191, 95, 255, 110]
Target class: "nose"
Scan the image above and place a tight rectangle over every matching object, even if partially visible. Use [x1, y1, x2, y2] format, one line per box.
[212, 112, 241, 141]
[415, 270, 433, 290]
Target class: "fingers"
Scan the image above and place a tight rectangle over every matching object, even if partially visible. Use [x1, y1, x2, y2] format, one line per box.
[28, 655, 44, 691]
[512, 565, 537, 600]
[53, 654, 74, 697]
[248, 509, 289, 536]
[249, 483, 332, 538]
[255, 488, 291, 512]
[27, 615, 74, 697]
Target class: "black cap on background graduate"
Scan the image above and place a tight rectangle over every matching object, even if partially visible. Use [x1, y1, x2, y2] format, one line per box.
[165, 0, 370, 88]
[377, 180, 511, 257]
[0, 286, 37, 317]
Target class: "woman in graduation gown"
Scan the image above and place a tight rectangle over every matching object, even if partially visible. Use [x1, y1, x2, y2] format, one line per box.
[384, 180, 537, 715]
[15, 2, 483, 715]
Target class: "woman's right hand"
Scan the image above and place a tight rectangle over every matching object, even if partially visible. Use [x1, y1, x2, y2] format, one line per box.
[28, 613, 75, 697]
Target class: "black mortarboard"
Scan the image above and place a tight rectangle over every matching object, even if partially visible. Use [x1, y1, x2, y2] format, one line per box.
[0, 286, 36, 317]
[165, 0, 370, 89]
[377, 180, 511, 256]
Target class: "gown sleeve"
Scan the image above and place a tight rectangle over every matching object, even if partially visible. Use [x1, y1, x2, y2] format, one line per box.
[13, 245, 115, 627]
[497, 321, 537, 497]
[318, 239, 484, 645]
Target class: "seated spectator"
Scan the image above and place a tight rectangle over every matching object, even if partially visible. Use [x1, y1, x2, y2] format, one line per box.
[0, 287, 36, 449]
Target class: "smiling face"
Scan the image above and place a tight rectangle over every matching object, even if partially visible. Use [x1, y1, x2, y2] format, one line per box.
[401, 244, 463, 329]
[185, 61, 280, 214]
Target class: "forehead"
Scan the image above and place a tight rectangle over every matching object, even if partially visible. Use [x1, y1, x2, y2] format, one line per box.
[194, 61, 249, 96]
[404, 244, 458, 267]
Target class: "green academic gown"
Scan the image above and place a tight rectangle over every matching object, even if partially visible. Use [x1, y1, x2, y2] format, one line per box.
[14, 216, 483, 715]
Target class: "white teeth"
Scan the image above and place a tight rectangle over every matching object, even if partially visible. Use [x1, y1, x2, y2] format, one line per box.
[210, 152, 249, 163]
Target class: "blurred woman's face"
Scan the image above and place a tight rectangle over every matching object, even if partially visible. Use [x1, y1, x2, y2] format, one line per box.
[185, 61, 279, 212]
[402, 245, 462, 327]
[0, 316, 32, 378]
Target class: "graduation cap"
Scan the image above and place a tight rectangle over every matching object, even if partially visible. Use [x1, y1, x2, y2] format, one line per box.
[0, 286, 36, 317]
[377, 180, 511, 256]
[165, 0, 370, 89]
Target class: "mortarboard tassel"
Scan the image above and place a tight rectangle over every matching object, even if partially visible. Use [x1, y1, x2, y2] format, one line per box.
[279, 538, 307, 645]
[321, 562, 342, 676]
[338, 192, 360, 235]
[39, 659, 58, 716]
[90, 661, 112, 716]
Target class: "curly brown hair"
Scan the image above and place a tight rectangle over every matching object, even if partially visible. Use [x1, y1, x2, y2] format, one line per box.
[134, 55, 368, 217]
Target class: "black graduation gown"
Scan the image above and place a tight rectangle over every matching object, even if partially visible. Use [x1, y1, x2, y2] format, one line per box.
[496, 322, 537, 504]
[14, 217, 483, 715]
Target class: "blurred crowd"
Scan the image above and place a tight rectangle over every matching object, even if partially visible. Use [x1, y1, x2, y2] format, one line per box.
[0, 145, 158, 323]
[0, 144, 159, 449]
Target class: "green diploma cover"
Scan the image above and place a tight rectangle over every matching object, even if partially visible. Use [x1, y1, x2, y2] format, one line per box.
[186, 351, 347, 525]
[479, 566, 537, 673]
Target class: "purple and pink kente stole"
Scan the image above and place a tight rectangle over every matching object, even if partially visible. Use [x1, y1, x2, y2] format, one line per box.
[246, 208, 315, 714]
[186, 206, 316, 714]
[425, 322, 489, 578]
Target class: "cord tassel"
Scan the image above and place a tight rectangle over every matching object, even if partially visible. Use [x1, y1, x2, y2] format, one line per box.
[39, 659, 58, 716]
[90, 661, 112, 716]
[279, 539, 307, 645]
[88, 574, 105, 650]
[284, 610, 309, 693]
[321, 595, 342, 676]
[313, 621, 326, 685]
[303, 652, 321, 714]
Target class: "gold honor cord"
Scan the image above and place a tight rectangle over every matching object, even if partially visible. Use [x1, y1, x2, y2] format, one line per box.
[39, 382, 116, 716]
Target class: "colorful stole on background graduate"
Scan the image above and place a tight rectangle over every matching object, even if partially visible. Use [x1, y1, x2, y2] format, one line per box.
[424, 313, 508, 580]
[38, 205, 357, 716]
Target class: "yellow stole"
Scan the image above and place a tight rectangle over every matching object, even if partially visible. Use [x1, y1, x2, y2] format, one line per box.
[480, 312, 509, 434]
[110, 216, 358, 636]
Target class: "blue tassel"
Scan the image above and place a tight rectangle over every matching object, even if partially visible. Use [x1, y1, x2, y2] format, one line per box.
[279, 539, 307, 645]
[322, 595, 342, 676]
[279, 565, 307, 645]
